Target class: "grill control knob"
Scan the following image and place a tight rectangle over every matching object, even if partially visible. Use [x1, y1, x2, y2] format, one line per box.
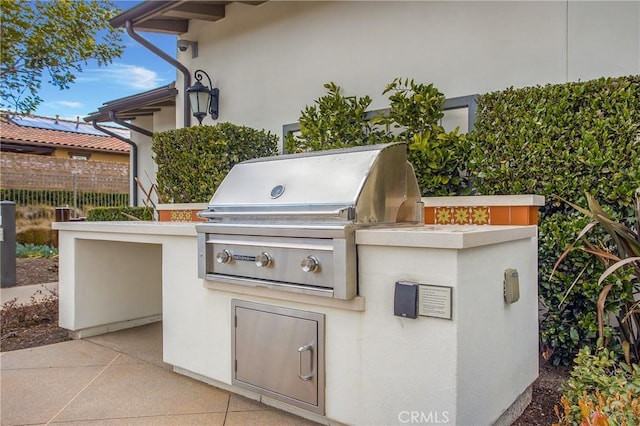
[301, 256, 320, 273]
[255, 252, 272, 268]
[216, 249, 232, 264]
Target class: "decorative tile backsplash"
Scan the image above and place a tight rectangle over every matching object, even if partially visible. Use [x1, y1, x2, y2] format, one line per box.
[425, 205, 538, 226]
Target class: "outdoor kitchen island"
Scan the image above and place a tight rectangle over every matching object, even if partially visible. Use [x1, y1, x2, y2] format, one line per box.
[54, 220, 539, 426]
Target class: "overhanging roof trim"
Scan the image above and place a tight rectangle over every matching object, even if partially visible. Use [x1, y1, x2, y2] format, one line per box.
[85, 82, 178, 123]
[110, 1, 181, 29]
[110, 1, 266, 34]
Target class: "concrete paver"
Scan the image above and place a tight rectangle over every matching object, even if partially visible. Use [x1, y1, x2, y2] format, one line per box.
[52, 357, 231, 423]
[0, 323, 320, 426]
[49, 412, 227, 425]
[1, 365, 107, 425]
[86, 322, 168, 369]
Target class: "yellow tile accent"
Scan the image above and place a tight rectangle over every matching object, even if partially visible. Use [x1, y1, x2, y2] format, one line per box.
[159, 209, 205, 222]
[453, 207, 471, 224]
[424, 205, 537, 225]
[471, 207, 490, 225]
[435, 207, 453, 224]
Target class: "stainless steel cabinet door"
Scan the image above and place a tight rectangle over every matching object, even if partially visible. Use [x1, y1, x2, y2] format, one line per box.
[232, 300, 325, 414]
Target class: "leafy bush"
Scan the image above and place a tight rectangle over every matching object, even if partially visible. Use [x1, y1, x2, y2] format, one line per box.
[86, 206, 154, 221]
[539, 213, 607, 366]
[153, 122, 278, 203]
[554, 347, 640, 425]
[551, 191, 640, 364]
[284, 82, 388, 153]
[468, 75, 640, 365]
[381, 78, 470, 195]
[285, 78, 469, 196]
[16, 243, 58, 258]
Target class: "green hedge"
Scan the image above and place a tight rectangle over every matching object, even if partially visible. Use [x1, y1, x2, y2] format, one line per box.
[1, 188, 128, 208]
[468, 75, 640, 365]
[152, 122, 278, 203]
[468, 76, 640, 213]
[86, 206, 154, 221]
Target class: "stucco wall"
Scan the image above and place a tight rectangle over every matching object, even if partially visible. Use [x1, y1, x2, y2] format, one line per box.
[131, 115, 157, 206]
[174, 0, 639, 141]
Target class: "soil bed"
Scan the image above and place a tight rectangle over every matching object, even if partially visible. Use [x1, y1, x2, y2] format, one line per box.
[1, 257, 70, 351]
[2, 257, 569, 424]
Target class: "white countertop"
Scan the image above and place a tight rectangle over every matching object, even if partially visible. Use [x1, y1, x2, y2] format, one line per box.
[421, 195, 545, 207]
[52, 221, 198, 236]
[53, 221, 537, 249]
[356, 225, 537, 249]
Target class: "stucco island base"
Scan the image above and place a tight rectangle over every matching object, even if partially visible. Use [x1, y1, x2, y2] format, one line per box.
[54, 222, 538, 425]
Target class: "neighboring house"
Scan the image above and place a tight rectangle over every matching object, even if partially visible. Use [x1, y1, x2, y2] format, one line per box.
[0, 113, 131, 196]
[89, 0, 639, 204]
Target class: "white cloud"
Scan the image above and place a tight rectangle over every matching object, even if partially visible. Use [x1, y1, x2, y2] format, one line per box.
[78, 63, 164, 90]
[54, 100, 84, 108]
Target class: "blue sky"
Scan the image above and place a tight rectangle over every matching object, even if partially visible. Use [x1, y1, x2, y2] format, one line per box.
[34, 1, 176, 122]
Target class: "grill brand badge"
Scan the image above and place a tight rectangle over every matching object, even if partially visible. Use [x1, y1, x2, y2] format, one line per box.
[233, 254, 256, 262]
[270, 184, 285, 199]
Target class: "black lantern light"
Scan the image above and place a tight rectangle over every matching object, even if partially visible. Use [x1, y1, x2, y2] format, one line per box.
[186, 69, 219, 125]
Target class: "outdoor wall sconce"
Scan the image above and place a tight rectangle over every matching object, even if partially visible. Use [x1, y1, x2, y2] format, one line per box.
[187, 69, 219, 125]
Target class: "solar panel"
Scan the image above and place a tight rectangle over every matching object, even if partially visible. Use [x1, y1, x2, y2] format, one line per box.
[9, 116, 130, 139]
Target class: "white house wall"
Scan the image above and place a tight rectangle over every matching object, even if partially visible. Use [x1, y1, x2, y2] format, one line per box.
[130, 108, 175, 207]
[174, 0, 639, 142]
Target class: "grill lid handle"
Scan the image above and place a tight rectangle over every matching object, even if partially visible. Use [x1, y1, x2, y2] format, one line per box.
[199, 207, 355, 221]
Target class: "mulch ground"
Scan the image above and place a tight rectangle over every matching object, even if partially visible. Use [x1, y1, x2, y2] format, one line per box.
[1, 257, 71, 351]
[1, 257, 569, 424]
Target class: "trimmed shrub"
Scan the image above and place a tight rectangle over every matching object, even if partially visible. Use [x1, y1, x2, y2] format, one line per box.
[468, 75, 640, 365]
[86, 206, 154, 221]
[468, 76, 640, 213]
[152, 122, 278, 203]
[16, 225, 56, 247]
[15, 205, 56, 247]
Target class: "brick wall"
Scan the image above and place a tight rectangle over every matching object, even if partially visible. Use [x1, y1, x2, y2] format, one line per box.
[1, 152, 129, 193]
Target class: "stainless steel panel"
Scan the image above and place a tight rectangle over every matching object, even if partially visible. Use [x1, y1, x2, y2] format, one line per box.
[196, 223, 349, 239]
[207, 275, 335, 297]
[197, 232, 206, 279]
[206, 234, 335, 289]
[232, 300, 325, 415]
[209, 146, 380, 209]
[332, 234, 357, 300]
[205, 143, 421, 225]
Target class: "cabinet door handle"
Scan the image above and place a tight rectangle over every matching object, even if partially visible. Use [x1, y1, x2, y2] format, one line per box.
[297, 343, 314, 381]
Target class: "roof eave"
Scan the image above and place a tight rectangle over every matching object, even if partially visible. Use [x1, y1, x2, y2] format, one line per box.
[85, 83, 178, 123]
[109, 1, 183, 29]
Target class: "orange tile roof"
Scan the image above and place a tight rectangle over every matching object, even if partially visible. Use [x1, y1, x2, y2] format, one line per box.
[0, 114, 131, 153]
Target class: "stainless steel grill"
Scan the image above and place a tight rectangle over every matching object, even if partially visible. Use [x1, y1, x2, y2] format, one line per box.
[196, 142, 422, 299]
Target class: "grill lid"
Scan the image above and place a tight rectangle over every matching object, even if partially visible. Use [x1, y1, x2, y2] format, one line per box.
[200, 143, 421, 224]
